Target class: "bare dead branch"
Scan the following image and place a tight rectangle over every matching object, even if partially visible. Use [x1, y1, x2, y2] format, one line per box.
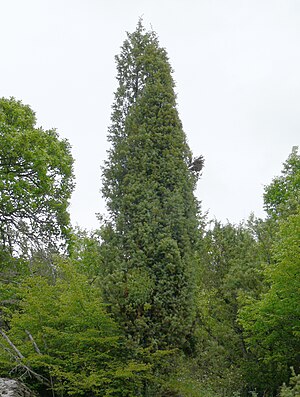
[0, 328, 50, 386]
[25, 330, 42, 355]
[0, 329, 24, 359]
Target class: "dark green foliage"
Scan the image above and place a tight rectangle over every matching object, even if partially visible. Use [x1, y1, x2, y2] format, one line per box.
[0, 97, 74, 254]
[194, 221, 264, 395]
[101, 21, 200, 350]
[0, 248, 29, 330]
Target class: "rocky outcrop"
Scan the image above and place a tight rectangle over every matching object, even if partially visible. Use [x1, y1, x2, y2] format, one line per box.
[0, 378, 36, 397]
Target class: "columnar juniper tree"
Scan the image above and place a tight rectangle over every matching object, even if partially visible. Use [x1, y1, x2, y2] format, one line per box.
[102, 21, 202, 351]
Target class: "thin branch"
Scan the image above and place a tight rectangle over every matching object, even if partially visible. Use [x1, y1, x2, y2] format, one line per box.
[0, 328, 50, 386]
[0, 329, 24, 359]
[11, 363, 51, 386]
[25, 330, 42, 355]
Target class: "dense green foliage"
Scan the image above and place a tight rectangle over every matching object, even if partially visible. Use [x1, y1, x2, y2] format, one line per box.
[193, 221, 264, 395]
[263, 146, 300, 219]
[0, 97, 74, 254]
[0, 98, 75, 387]
[101, 21, 200, 351]
[0, 23, 299, 397]
[238, 147, 300, 396]
[0, 262, 150, 396]
[240, 210, 300, 394]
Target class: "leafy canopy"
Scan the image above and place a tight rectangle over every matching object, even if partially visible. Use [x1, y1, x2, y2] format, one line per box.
[0, 262, 151, 396]
[264, 146, 300, 219]
[0, 97, 74, 254]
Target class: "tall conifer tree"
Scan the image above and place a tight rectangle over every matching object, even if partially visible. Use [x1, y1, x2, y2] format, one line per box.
[102, 21, 201, 351]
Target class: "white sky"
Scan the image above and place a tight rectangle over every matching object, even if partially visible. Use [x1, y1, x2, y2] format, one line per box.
[1, 0, 299, 229]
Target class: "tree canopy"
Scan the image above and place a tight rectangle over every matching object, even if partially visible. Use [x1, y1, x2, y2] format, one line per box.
[0, 262, 150, 396]
[0, 97, 74, 255]
[264, 146, 300, 219]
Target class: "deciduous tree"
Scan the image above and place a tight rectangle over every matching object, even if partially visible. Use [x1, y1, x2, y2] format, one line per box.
[0, 262, 150, 396]
[0, 97, 74, 255]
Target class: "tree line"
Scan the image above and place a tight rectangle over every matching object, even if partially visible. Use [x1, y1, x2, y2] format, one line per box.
[0, 21, 299, 397]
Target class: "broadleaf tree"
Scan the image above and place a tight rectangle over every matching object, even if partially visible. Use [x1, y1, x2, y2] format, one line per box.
[238, 148, 300, 395]
[0, 261, 151, 397]
[263, 145, 300, 219]
[101, 21, 202, 351]
[0, 97, 74, 255]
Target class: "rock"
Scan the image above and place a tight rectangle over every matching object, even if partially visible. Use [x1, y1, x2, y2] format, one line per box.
[0, 378, 36, 397]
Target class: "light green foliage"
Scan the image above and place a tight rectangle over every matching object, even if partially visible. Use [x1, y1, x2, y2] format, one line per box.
[0, 261, 151, 396]
[264, 146, 300, 219]
[0, 97, 74, 254]
[279, 369, 300, 397]
[247, 215, 275, 266]
[239, 210, 300, 393]
[69, 228, 103, 282]
[101, 21, 200, 350]
[238, 148, 300, 395]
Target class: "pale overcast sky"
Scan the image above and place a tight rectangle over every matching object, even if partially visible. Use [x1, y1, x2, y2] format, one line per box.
[1, 0, 299, 229]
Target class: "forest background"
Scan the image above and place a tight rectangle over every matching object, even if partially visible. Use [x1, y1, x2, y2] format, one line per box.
[0, 3, 300, 397]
